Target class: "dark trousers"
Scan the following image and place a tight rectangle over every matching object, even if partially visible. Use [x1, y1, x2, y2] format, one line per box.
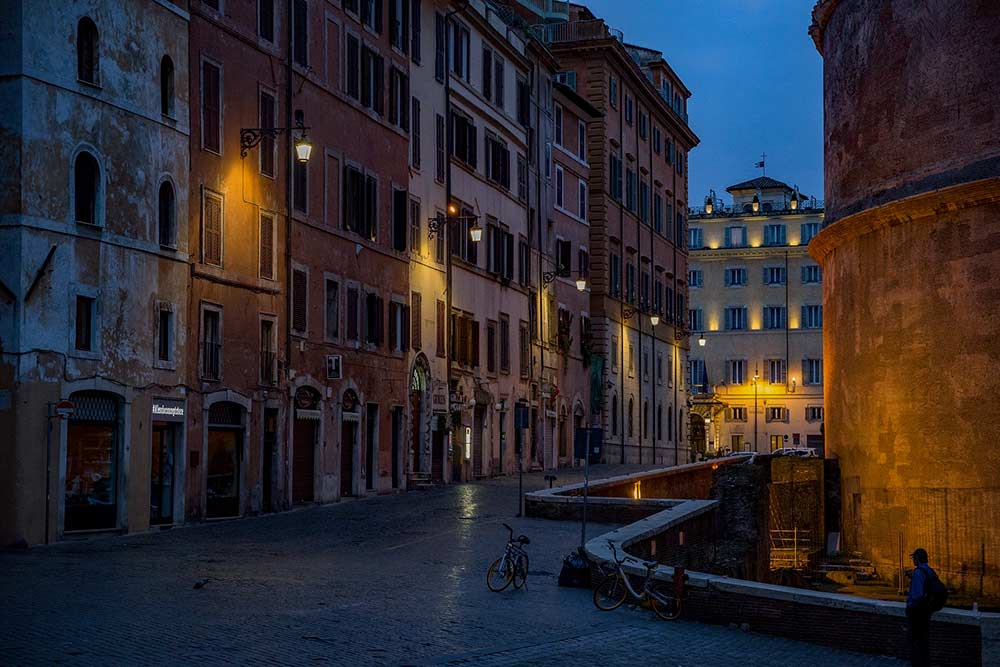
[907, 607, 931, 666]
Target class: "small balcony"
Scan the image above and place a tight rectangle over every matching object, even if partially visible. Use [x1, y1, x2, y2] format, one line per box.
[533, 19, 623, 45]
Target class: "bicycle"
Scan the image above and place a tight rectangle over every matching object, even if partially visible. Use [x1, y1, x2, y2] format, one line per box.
[486, 523, 530, 592]
[592, 540, 681, 620]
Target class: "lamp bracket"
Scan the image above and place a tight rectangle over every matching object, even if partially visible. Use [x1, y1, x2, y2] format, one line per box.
[240, 124, 312, 158]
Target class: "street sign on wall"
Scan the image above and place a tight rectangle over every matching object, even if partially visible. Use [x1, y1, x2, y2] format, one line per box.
[54, 400, 74, 420]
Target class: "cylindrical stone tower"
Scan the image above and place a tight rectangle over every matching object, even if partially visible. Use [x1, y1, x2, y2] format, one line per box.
[809, 0, 1000, 599]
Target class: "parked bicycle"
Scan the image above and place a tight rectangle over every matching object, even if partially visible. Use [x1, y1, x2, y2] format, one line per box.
[486, 523, 530, 592]
[592, 540, 681, 620]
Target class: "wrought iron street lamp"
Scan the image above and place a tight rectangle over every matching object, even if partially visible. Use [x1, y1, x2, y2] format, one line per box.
[240, 114, 312, 161]
[698, 333, 706, 347]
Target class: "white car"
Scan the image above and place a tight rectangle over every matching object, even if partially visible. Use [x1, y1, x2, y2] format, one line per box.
[773, 447, 818, 458]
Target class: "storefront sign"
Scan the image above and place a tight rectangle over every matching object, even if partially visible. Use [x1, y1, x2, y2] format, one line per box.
[152, 399, 185, 423]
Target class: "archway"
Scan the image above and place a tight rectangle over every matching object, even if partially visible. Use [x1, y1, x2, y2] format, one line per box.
[340, 388, 361, 497]
[410, 355, 433, 481]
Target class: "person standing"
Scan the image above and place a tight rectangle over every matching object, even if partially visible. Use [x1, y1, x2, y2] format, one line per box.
[906, 548, 935, 666]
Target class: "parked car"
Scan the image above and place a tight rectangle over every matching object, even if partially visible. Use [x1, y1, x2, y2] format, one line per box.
[773, 447, 818, 458]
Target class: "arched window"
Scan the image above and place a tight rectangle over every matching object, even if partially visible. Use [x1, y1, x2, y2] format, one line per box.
[628, 397, 634, 438]
[77, 17, 99, 84]
[74, 151, 100, 225]
[611, 395, 618, 436]
[158, 181, 176, 247]
[160, 55, 175, 116]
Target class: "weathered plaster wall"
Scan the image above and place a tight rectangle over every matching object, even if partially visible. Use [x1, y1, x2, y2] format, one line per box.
[811, 0, 1000, 597]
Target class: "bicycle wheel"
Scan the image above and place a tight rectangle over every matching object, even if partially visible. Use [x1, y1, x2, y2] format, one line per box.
[487, 556, 514, 592]
[647, 581, 682, 620]
[593, 573, 628, 611]
[512, 553, 529, 590]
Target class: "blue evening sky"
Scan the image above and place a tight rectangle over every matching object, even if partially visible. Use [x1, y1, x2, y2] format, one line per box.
[581, 0, 824, 207]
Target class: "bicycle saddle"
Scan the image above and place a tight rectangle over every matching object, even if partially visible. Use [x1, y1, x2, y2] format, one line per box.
[517, 535, 530, 545]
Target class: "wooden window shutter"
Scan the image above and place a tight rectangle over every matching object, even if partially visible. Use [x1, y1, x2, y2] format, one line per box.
[292, 269, 308, 333]
[471, 319, 480, 368]
[347, 287, 359, 340]
[204, 194, 222, 266]
[259, 214, 274, 279]
[436, 299, 445, 357]
[411, 292, 421, 351]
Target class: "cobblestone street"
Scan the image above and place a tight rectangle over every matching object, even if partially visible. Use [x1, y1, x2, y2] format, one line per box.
[0, 466, 903, 666]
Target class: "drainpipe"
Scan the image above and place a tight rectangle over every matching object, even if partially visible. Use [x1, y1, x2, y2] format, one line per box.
[635, 102, 643, 466]
[533, 66, 545, 471]
[617, 83, 625, 465]
[284, 0, 294, 508]
[647, 116, 655, 465]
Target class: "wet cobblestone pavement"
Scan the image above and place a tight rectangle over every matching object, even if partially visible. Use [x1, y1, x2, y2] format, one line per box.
[0, 465, 903, 666]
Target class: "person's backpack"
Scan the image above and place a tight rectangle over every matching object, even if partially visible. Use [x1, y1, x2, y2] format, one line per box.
[922, 567, 948, 612]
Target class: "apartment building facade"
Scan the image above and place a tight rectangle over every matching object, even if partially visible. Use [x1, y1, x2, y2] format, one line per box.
[0, 0, 191, 544]
[687, 177, 824, 455]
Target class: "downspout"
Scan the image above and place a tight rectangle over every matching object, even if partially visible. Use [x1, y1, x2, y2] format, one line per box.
[533, 65, 545, 470]
[647, 116, 655, 465]
[617, 79, 625, 465]
[634, 106, 643, 465]
[284, 0, 294, 507]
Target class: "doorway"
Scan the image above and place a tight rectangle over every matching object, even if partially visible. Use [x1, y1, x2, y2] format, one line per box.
[340, 419, 357, 497]
[150, 423, 176, 525]
[391, 406, 403, 489]
[65, 391, 120, 532]
[365, 404, 378, 492]
[206, 429, 240, 518]
[472, 405, 485, 478]
[410, 392, 422, 476]
[292, 419, 317, 503]
[431, 424, 444, 482]
[262, 408, 278, 512]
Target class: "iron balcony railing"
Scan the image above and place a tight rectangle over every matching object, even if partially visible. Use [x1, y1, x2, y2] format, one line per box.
[202, 341, 221, 381]
[689, 201, 825, 219]
[533, 19, 624, 45]
[260, 350, 276, 386]
[513, 0, 569, 19]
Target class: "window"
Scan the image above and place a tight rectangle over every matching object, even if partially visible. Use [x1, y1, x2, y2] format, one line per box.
[516, 75, 530, 126]
[519, 322, 529, 378]
[411, 292, 422, 350]
[160, 56, 175, 116]
[725, 359, 745, 385]
[493, 54, 505, 107]
[450, 21, 470, 80]
[625, 168, 636, 212]
[409, 198, 421, 255]
[688, 269, 702, 287]
[157, 307, 173, 363]
[653, 193, 663, 234]
[343, 164, 377, 240]
[677, 211, 686, 247]
[389, 68, 409, 130]
[553, 103, 563, 146]
[724, 267, 747, 287]
[639, 111, 647, 139]
[578, 181, 588, 220]
[485, 133, 510, 189]
[653, 126, 662, 153]
[555, 238, 571, 277]
[365, 292, 384, 346]
[802, 264, 823, 284]
[360, 45, 385, 114]
[361, 0, 383, 32]
[392, 187, 408, 252]
[763, 305, 786, 329]
[77, 18, 100, 84]
[292, 268, 308, 335]
[293, 159, 307, 213]
[767, 406, 786, 422]
[390, 0, 409, 53]
[610, 336, 618, 372]
[628, 344, 635, 377]
[554, 165, 564, 207]
[293, 0, 308, 65]
[201, 307, 221, 380]
[578, 248, 589, 282]
[653, 280, 662, 314]
[804, 358, 823, 385]
[729, 406, 747, 422]
[158, 182, 176, 248]
[767, 359, 787, 384]
[517, 154, 528, 202]
[688, 359, 706, 389]
[625, 263, 636, 303]
[493, 316, 508, 374]
[611, 395, 619, 435]
[436, 299, 445, 357]
[487, 223, 514, 281]
[259, 212, 275, 279]
[609, 153, 623, 201]
[74, 295, 96, 352]
[259, 0, 275, 42]
[347, 286, 361, 344]
[435, 114, 446, 182]
[609, 76, 618, 107]
[689, 227, 703, 249]
[72, 151, 101, 226]
[724, 306, 747, 331]
[449, 206, 478, 265]
[764, 224, 787, 246]
[609, 253, 622, 297]
[450, 112, 477, 168]
[518, 239, 530, 286]
[260, 318, 276, 385]
[666, 137, 674, 164]
[201, 60, 221, 153]
[624, 94, 633, 124]
[202, 191, 223, 267]
[639, 180, 649, 223]
[725, 226, 747, 248]
[688, 308, 703, 332]
[410, 97, 421, 168]
[346, 34, 360, 99]
[802, 304, 823, 329]
[258, 91, 276, 177]
[389, 301, 409, 353]
[578, 121, 586, 160]
[656, 352, 663, 385]
[325, 278, 340, 340]
[763, 266, 786, 285]
[801, 222, 820, 244]
[640, 271, 650, 310]
[807, 406, 824, 422]
[410, 0, 421, 62]
[434, 12, 445, 82]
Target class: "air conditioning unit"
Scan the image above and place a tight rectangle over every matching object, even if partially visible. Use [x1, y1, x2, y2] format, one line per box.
[325, 354, 343, 380]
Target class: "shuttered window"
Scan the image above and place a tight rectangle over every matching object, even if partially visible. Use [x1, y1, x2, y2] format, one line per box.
[410, 292, 421, 351]
[203, 192, 223, 266]
[259, 213, 274, 279]
[436, 299, 445, 357]
[347, 287, 360, 342]
[201, 60, 221, 153]
[292, 269, 308, 334]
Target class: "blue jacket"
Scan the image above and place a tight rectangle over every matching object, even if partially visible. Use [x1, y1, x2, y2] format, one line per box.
[907, 563, 937, 608]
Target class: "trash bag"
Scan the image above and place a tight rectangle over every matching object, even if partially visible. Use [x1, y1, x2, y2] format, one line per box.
[558, 549, 592, 588]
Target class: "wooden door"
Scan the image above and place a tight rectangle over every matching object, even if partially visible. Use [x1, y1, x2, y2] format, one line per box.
[341, 421, 356, 497]
[431, 429, 444, 482]
[292, 419, 316, 503]
[410, 392, 422, 474]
